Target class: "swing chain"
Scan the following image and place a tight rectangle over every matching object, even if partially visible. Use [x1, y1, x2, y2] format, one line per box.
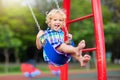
[26, 0, 41, 31]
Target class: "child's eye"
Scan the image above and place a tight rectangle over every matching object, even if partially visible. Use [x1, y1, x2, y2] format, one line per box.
[59, 19, 63, 21]
[53, 19, 57, 21]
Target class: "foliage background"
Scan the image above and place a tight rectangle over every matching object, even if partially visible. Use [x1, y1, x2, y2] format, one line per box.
[0, 0, 120, 72]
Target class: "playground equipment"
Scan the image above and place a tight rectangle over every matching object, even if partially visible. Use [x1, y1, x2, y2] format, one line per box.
[43, 39, 71, 66]
[27, 0, 107, 80]
[60, 0, 107, 80]
[21, 63, 42, 78]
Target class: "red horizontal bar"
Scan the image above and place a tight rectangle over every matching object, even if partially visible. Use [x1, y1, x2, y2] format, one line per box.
[82, 47, 96, 52]
[68, 14, 93, 24]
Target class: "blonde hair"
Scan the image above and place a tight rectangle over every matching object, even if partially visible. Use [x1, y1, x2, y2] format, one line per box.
[45, 8, 66, 27]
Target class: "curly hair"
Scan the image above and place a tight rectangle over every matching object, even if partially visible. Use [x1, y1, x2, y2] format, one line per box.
[45, 8, 66, 27]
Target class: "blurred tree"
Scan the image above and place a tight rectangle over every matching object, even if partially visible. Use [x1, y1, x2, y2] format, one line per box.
[0, 0, 119, 64]
[101, 0, 120, 62]
[101, 0, 120, 23]
[0, 25, 21, 72]
[0, 1, 45, 63]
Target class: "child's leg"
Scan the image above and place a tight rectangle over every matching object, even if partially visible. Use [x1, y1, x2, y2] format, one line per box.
[71, 52, 91, 67]
[56, 40, 85, 56]
[56, 40, 90, 67]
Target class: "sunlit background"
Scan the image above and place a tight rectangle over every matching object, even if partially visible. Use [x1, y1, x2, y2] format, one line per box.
[0, 0, 120, 80]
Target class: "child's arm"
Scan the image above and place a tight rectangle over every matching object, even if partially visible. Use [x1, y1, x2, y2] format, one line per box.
[36, 30, 44, 49]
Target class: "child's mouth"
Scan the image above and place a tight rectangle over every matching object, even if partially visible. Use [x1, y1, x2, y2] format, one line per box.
[55, 24, 60, 28]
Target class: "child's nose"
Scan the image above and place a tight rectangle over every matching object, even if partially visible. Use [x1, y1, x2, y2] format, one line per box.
[56, 21, 60, 23]
[58, 20, 62, 23]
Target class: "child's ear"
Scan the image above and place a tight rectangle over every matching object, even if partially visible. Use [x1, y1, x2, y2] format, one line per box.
[48, 23, 51, 27]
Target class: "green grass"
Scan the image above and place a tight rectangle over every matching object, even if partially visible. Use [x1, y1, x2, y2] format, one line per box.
[107, 63, 120, 69]
[0, 63, 120, 76]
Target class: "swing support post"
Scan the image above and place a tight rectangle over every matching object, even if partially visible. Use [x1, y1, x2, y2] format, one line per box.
[92, 0, 107, 80]
[60, 0, 70, 80]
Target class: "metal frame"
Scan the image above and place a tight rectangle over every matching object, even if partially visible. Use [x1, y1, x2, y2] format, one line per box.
[61, 0, 107, 80]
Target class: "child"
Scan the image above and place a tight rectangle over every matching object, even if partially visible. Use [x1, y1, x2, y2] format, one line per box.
[36, 8, 91, 67]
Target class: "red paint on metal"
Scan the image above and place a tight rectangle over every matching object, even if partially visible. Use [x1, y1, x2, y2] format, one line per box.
[82, 48, 96, 52]
[68, 14, 93, 24]
[61, 0, 107, 80]
[91, 0, 107, 80]
[60, 0, 70, 80]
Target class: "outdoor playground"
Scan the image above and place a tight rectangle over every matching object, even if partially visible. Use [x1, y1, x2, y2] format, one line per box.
[0, 0, 120, 80]
[0, 63, 120, 80]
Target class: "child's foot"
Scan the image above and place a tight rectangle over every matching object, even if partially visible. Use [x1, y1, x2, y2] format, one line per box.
[76, 40, 85, 56]
[78, 40, 85, 49]
[80, 54, 91, 67]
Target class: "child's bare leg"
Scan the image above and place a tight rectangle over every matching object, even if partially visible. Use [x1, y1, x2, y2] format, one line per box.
[56, 40, 90, 67]
[56, 43, 78, 54]
[56, 40, 85, 56]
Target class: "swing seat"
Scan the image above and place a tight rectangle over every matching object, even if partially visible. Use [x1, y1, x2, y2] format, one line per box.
[43, 39, 71, 66]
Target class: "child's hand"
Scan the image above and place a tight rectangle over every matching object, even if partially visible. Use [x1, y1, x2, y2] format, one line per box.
[37, 30, 44, 38]
[36, 30, 44, 49]
[67, 34, 72, 40]
[65, 34, 72, 44]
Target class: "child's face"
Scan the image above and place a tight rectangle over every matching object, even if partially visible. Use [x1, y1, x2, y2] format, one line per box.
[50, 13, 64, 31]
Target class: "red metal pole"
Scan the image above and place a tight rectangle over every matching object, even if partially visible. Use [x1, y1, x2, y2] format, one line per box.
[91, 0, 107, 80]
[68, 14, 93, 24]
[63, 0, 70, 41]
[60, 0, 70, 80]
[82, 47, 96, 52]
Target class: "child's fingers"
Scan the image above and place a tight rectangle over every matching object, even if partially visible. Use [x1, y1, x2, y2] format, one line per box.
[67, 34, 72, 40]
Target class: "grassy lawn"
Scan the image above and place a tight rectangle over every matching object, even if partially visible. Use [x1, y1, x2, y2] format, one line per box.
[0, 63, 120, 76]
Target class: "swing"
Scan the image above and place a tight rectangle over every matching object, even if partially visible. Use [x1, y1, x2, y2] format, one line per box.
[43, 39, 71, 66]
[26, 0, 72, 66]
